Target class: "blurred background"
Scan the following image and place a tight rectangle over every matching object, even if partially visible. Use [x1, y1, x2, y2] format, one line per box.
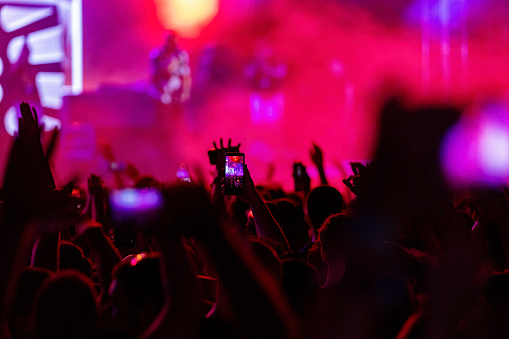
[1, 0, 509, 190]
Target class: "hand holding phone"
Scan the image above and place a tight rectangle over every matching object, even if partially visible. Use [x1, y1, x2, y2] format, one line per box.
[293, 162, 310, 193]
[293, 162, 305, 178]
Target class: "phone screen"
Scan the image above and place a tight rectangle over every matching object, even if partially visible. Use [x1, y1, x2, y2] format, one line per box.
[294, 163, 304, 178]
[225, 153, 245, 195]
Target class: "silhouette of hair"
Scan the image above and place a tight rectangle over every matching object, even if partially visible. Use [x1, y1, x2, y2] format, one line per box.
[280, 258, 320, 318]
[59, 241, 92, 278]
[34, 270, 98, 339]
[306, 186, 343, 230]
[267, 198, 310, 252]
[112, 253, 165, 313]
[319, 213, 353, 263]
[250, 239, 282, 284]
[8, 267, 53, 339]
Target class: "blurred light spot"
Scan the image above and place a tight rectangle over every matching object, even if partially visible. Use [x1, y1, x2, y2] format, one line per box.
[111, 189, 163, 211]
[36, 72, 65, 109]
[4, 106, 18, 136]
[441, 102, 509, 186]
[479, 123, 509, 177]
[40, 114, 62, 132]
[330, 60, 344, 76]
[27, 25, 65, 65]
[0, 5, 52, 33]
[7, 35, 25, 64]
[130, 253, 144, 266]
[155, 0, 218, 37]
[250, 92, 284, 124]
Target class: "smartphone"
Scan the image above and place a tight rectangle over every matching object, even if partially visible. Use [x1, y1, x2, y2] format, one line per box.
[293, 162, 305, 178]
[224, 152, 245, 195]
[109, 188, 163, 248]
[176, 163, 191, 182]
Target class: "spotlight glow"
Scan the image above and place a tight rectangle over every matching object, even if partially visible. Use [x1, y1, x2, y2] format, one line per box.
[155, 0, 218, 36]
[441, 102, 509, 186]
[479, 122, 509, 178]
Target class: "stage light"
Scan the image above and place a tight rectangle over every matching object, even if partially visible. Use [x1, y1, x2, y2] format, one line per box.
[36, 72, 65, 109]
[440, 102, 509, 186]
[4, 106, 17, 136]
[478, 121, 509, 178]
[6, 35, 24, 64]
[0, 0, 82, 136]
[0, 5, 52, 32]
[155, 0, 218, 36]
[27, 25, 65, 65]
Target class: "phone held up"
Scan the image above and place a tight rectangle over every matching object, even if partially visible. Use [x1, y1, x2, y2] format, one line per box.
[224, 152, 245, 195]
[293, 162, 305, 178]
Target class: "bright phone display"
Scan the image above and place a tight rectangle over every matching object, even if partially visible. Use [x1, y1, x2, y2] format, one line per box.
[224, 152, 245, 195]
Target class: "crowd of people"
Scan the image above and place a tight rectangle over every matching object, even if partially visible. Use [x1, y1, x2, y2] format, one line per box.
[1, 98, 509, 339]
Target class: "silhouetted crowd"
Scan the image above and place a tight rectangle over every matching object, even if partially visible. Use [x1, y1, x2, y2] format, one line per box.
[1, 98, 509, 339]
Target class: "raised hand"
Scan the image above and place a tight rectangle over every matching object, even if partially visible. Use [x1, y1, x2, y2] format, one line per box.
[241, 164, 291, 253]
[88, 174, 104, 197]
[342, 162, 371, 197]
[293, 163, 311, 195]
[212, 138, 241, 174]
[309, 143, 323, 168]
[18, 102, 40, 144]
[87, 174, 109, 227]
[310, 143, 328, 185]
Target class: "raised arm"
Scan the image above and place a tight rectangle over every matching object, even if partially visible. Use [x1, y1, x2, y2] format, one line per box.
[76, 220, 122, 305]
[210, 138, 241, 219]
[310, 143, 328, 186]
[141, 184, 207, 339]
[242, 165, 291, 253]
[1, 103, 77, 331]
[165, 183, 299, 339]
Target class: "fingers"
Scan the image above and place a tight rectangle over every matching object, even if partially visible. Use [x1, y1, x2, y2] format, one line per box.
[19, 102, 37, 123]
[350, 162, 359, 176]
[220, 177, 225, 195]
[32, 107, 39, 126]
[213, 139, 241, 150]
[342, 178, 355, 191]
[20, 102, 30, 121]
